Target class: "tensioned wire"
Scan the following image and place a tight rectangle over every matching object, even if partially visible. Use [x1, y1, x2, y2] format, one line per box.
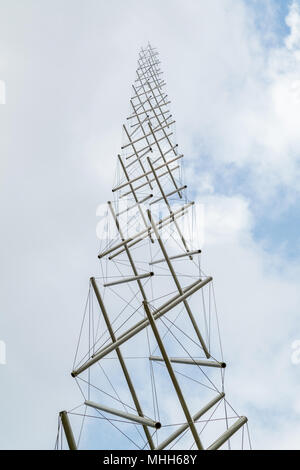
[96, 361, 146, 445]
[75, 371, 146, 449]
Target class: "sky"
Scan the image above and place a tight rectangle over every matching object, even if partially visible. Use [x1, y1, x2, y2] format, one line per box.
[0, 0, 300, 450]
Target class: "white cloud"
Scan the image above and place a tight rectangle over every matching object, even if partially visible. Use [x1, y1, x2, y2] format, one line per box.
[201, 206, 300, 449]
[171, 0, 300, 203]
[285, 0, 300, 51]
[200, 195, 253, 246]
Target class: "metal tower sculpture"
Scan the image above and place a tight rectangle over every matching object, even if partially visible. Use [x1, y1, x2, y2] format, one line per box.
[55, 43, 251, 451]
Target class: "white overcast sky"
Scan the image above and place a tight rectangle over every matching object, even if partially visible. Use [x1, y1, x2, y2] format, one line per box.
[1, 0, 300, 450]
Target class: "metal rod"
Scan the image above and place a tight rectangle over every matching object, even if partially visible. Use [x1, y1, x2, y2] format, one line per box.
[71, 277, 212, 377]
[121, 120, 175, 149]
[140, 56, 161, 65]
[132, 92, 167, 119]
[144, 51, 163, 79]
[149, 356, 226, 368]
[59, 411, 77, 450]
[134, 79, 165, 93]
[90, 277, 155, 449]
[135, 60, 161, 72]
[117, 155, 154, 242]
[146, 161, 191, 258]
[131, 82, 171, 126]
[115, 194, 153, 217]
[147, 209, 210, 358]
[129, 109, 172, 138]
[143, 67, 163, 93]
[125, 146, 152, 169]
[98, 202, 194, 259]
[149, 249, 201, 265]
[107, 202, 152, 301]
[148, 123, 182, 197]
[136, 67, 160, 81]
[135, 73, 163, 87]
[120, 165, 179, 196]
[113, 154, 183, 192]
[137, 56, 164, 93]
[156, 393, 225, 450]
[111, 277, 207, 346]
[108, 201, 155, 356]
[130, 85, 155, 145]
[134, 71, 164, 84]
[85, 401, 161, 429]
[125, 131, 173, 160]
[151, 143, 179, 166]
[103, 272, 154, 287]
[139, 83, 169, 128]
[145, 81, 177, 149]
[139, 50, 160, 63]
[138, 54, 160, 70]
[150, 185, 187, 205]
[207, 416, 248, 450]
[129, 111, 151, 138]
[127, 95, 166, 119]
[143, 300, 203, 450]
[122, 126, 153, 190]
[126, 106, 171, 127]
[136, 61, 158, 75]
[131, 81, 165, 99]
[129, 93, 151, 116]
[108, 209, 188, 261]
[127, 142, 178, 169]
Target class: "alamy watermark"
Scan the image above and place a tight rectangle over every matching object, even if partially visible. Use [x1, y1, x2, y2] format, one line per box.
[96, 200, 205, 246]
[0, 340, 6, 365]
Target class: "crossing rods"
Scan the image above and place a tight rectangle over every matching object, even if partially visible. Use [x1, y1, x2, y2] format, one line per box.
[56, 43, 251, 451]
